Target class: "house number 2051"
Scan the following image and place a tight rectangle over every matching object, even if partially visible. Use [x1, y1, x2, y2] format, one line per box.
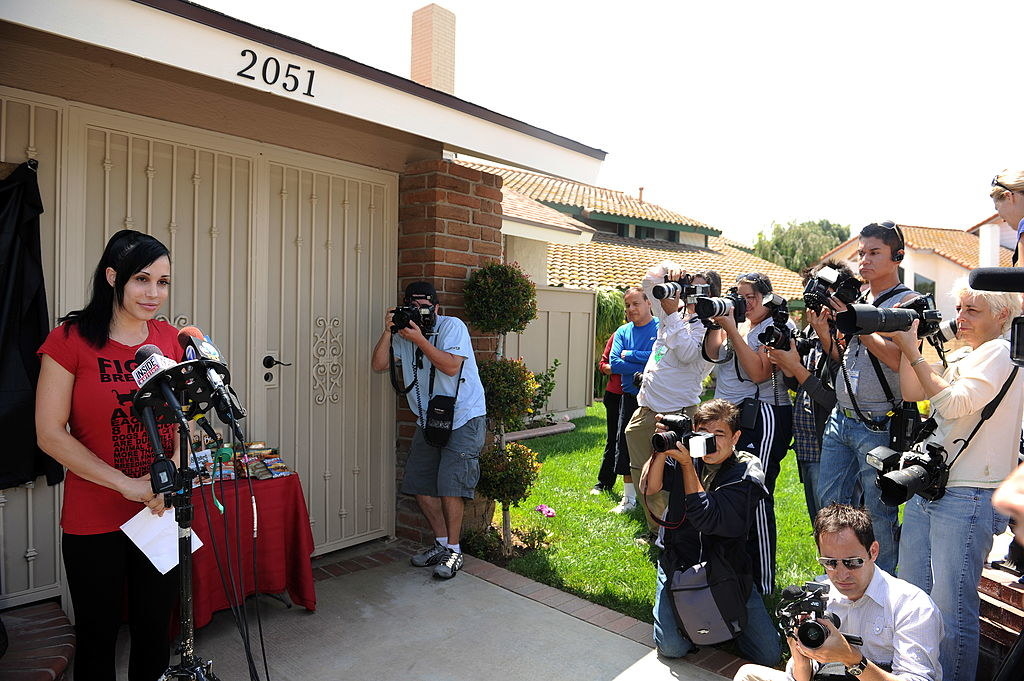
[236, 49, 316, 98]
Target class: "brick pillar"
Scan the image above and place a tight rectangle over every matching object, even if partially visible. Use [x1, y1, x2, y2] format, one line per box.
[393, 158, 502, 543]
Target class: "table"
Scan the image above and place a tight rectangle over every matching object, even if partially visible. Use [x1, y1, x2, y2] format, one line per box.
[189, 475, 316, 629]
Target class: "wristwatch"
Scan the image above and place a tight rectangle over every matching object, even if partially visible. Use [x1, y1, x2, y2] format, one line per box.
[846, 655, 868, 676]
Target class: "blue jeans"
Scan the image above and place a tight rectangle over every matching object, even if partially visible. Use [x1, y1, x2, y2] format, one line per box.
[816, 409, 900, 573]
[797, 459, 821, 527]
[898, 487, 1008, 681]
[653, 563, 780, 666]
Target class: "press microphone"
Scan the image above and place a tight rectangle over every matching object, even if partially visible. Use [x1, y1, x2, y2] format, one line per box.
[132, 345, 181, 494]
[133, 344, 189, 430]
[968, 267, 1024, 292]
[178, 326, 246, 436]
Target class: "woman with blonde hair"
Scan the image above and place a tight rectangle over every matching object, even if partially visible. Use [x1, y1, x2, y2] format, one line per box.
[889, 279, 1024, 681]
[991, 169, 1024, 265]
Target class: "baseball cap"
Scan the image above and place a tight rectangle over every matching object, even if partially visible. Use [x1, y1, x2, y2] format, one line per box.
[404, 281, 437, 303]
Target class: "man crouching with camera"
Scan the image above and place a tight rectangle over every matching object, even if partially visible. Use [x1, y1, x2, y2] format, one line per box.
[734, 504, 941, 681]
[882, 281, 1024, 681]
[641, 399, 780, 666]
[371, 281, 486, 579]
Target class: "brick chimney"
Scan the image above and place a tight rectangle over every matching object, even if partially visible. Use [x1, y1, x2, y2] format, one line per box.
[411, 4, 456, 94]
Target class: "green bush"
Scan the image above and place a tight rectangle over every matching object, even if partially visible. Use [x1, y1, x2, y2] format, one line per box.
[478, 357, 539, 432]
[476, 441, 542, 508]
[594, 288, 626, 396]
[529, 359, 560, 426]
[464, 262, 538, 334]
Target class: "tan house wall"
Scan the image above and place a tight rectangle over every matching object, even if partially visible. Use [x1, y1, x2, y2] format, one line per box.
[504, 235, 549, 285]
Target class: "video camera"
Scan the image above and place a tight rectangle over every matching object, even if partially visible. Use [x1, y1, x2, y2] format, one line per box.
[803, 266, 862, 313]
[776, 582, 863, 649]
[694, 286, 746, 324]
[866, 416, 948, 506]
[835, 294, 943, 339]
[390, 304, 436, 334]
[651, 414, 717, 458]
[652, 273, 711, 303]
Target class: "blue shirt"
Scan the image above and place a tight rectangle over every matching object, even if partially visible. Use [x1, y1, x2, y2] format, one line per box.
[391, 315, 486, 429]
[610, 318, 659, 395]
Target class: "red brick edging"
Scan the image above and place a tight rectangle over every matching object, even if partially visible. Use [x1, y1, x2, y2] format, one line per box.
[313, 540, 749, 679]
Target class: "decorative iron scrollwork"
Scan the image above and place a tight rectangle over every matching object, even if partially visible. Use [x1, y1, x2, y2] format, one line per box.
[312, 317, 343, 405]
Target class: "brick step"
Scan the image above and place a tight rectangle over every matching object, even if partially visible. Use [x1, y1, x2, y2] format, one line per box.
[981, 566, 1024, 610]
[980, 592, 1024, 632]
[0, 601, 75, 680]
[981, 614, 1021, 648]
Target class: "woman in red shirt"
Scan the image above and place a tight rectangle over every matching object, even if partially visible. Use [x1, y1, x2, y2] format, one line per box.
[36, 229, 181, 681]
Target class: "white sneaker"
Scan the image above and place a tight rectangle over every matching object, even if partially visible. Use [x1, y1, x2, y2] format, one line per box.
[610, 498, 637, 514]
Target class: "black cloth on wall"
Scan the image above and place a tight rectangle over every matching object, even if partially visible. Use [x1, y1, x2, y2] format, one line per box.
[0, 159, 62, 488]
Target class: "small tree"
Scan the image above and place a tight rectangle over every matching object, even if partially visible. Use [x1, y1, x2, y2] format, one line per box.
[753, 219, 850, 273]
[477, 357, 538, 433]
[476, 441, 541, 555]
[594, 287, 626, 396]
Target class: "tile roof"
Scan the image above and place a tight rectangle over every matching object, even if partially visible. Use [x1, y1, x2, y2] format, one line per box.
[457, 160, 717, 232]
[547, 233, 806, 299]
[819, 224, 1013, 269]
[501, 188, 593, 234]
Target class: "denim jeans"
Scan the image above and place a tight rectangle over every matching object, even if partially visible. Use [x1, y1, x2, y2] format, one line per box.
[898, 487, 1008, 681]
[816, 408, 900, 573]
[796, 459, 821, 527]
[653, 563, 780, 666]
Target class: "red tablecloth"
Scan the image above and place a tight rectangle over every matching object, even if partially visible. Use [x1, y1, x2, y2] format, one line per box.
[189, 475, 316, 629]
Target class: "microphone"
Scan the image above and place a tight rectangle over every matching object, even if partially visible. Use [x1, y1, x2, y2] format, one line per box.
[132, 345, 181, 494]
[133, 345, 189, 430]
[177, 326, 247, 435]
[968, 268, 1024, 292]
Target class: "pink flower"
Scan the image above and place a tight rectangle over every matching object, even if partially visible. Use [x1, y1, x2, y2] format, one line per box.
[535, 504, 556, 517]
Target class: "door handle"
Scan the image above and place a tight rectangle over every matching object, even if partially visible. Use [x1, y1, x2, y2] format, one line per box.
[262, 355, 293, 369]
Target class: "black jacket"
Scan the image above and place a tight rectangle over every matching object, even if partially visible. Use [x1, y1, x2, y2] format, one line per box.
[0, 160, 62, 487]
[657, 450, 768, 587]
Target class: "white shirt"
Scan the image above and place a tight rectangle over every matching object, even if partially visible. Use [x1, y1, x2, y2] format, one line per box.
[927, 338, 1024, 488]
[638, 265, 712, 411]
[785, 567, 943, 681]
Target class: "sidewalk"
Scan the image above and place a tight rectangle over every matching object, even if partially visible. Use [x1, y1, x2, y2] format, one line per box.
[175, 538, 750, 681]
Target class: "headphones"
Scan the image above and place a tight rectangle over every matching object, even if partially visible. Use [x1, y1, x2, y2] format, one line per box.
[736, 272, 772, 296]
[869, 220, 905, 262]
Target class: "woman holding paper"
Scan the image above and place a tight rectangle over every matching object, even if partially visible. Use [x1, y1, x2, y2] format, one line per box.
[36, 229, 181, 681]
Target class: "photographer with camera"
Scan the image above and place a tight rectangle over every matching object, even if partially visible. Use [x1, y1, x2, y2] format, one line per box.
[769, 261, 853, 524]
[733, 504, 941, 681]
[606, 287, 659, 514]
[816, 222, 919, 574]
[880, 281, 1024, 681]
[641, 399, 779, 666]
[371, 281, 486, 580]
[623, 262, 719, 536]
[705, 272, 795, 595]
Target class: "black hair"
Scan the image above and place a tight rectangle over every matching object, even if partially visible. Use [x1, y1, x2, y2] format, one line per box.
[814, 503, 876, 554]
[60, 229, 171, 348]
[800, 259, 855, 286]
[736, 272, 772, 296]
[696, 270, 722, 298]
[860, 221, 904, 259]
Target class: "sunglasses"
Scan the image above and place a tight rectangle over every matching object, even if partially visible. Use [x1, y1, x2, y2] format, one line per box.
[992, 177, 1016, 193]
[816, 556, 866, 570]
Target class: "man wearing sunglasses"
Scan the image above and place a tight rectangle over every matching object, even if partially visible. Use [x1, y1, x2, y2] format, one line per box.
[733, 504, 941, 681]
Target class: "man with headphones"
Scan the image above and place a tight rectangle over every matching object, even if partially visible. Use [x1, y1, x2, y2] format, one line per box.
[815, 221, 918, 574]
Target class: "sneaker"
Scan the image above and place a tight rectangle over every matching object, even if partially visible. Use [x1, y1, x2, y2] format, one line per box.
[433, 550, 464, 579]
[589, 484, 609, 496]
[634, 532, 658, 547]
[610, 497, 637, 514]
[410, 541, 451, 567]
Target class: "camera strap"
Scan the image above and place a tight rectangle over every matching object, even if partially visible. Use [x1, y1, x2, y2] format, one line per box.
[389, 344, 423, 395]
[947, 365, 1020, 469]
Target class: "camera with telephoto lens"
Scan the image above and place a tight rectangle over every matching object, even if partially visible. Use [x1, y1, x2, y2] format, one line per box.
[835, 294, 943, 339]
[694, 286, 747, 324]
[651, 414, 717, 457]
[652, 273, 712, 302]
[776, 582, 863, 650]
[756, 294, 797, 350]
[803, 266, 863, 313]
[866, 418, 948, 506]
[390, 304, 436, 334]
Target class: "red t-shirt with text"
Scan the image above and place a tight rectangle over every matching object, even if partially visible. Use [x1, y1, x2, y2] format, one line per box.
[39, 319, 182, 534]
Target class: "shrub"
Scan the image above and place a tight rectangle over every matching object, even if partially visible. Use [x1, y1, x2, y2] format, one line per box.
[464, 262, 538, 335]
[478, 357, 538, 432]
[529, 359, 560, 426]
[476, 441, 542, 509]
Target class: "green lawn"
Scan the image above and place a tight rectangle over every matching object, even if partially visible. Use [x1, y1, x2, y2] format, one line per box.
[495, 403, 821, 624]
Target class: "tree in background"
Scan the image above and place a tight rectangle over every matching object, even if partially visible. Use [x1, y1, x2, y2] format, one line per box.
[753, 219, 850, 273]
[593, 288, 626, 396]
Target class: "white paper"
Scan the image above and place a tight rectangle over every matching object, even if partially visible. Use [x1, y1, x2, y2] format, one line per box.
[121, 506, 204, 574]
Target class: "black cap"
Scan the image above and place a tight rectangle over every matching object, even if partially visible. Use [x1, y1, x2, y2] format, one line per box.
[404, 281, 437, 304]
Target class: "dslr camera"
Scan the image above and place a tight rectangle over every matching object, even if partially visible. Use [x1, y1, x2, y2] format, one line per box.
[694, 286, 747, 324]
[835, 294, 943, 339]
[390, 304, 436, 334]
[652, 273, 711, 303]
[803, 266, 862, 313]
[776, 582, 863, 650]
[756, 294, 798, 351]
[866, 421, 949, 506]
[651, 414, 717, 458]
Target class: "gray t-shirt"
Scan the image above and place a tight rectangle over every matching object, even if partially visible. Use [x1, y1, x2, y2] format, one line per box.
[836, 284, 916, 412]
[713, 316, 794, 406]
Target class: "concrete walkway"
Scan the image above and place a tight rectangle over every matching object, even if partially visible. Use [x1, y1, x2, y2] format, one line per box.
[173, 538, 749, 681]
